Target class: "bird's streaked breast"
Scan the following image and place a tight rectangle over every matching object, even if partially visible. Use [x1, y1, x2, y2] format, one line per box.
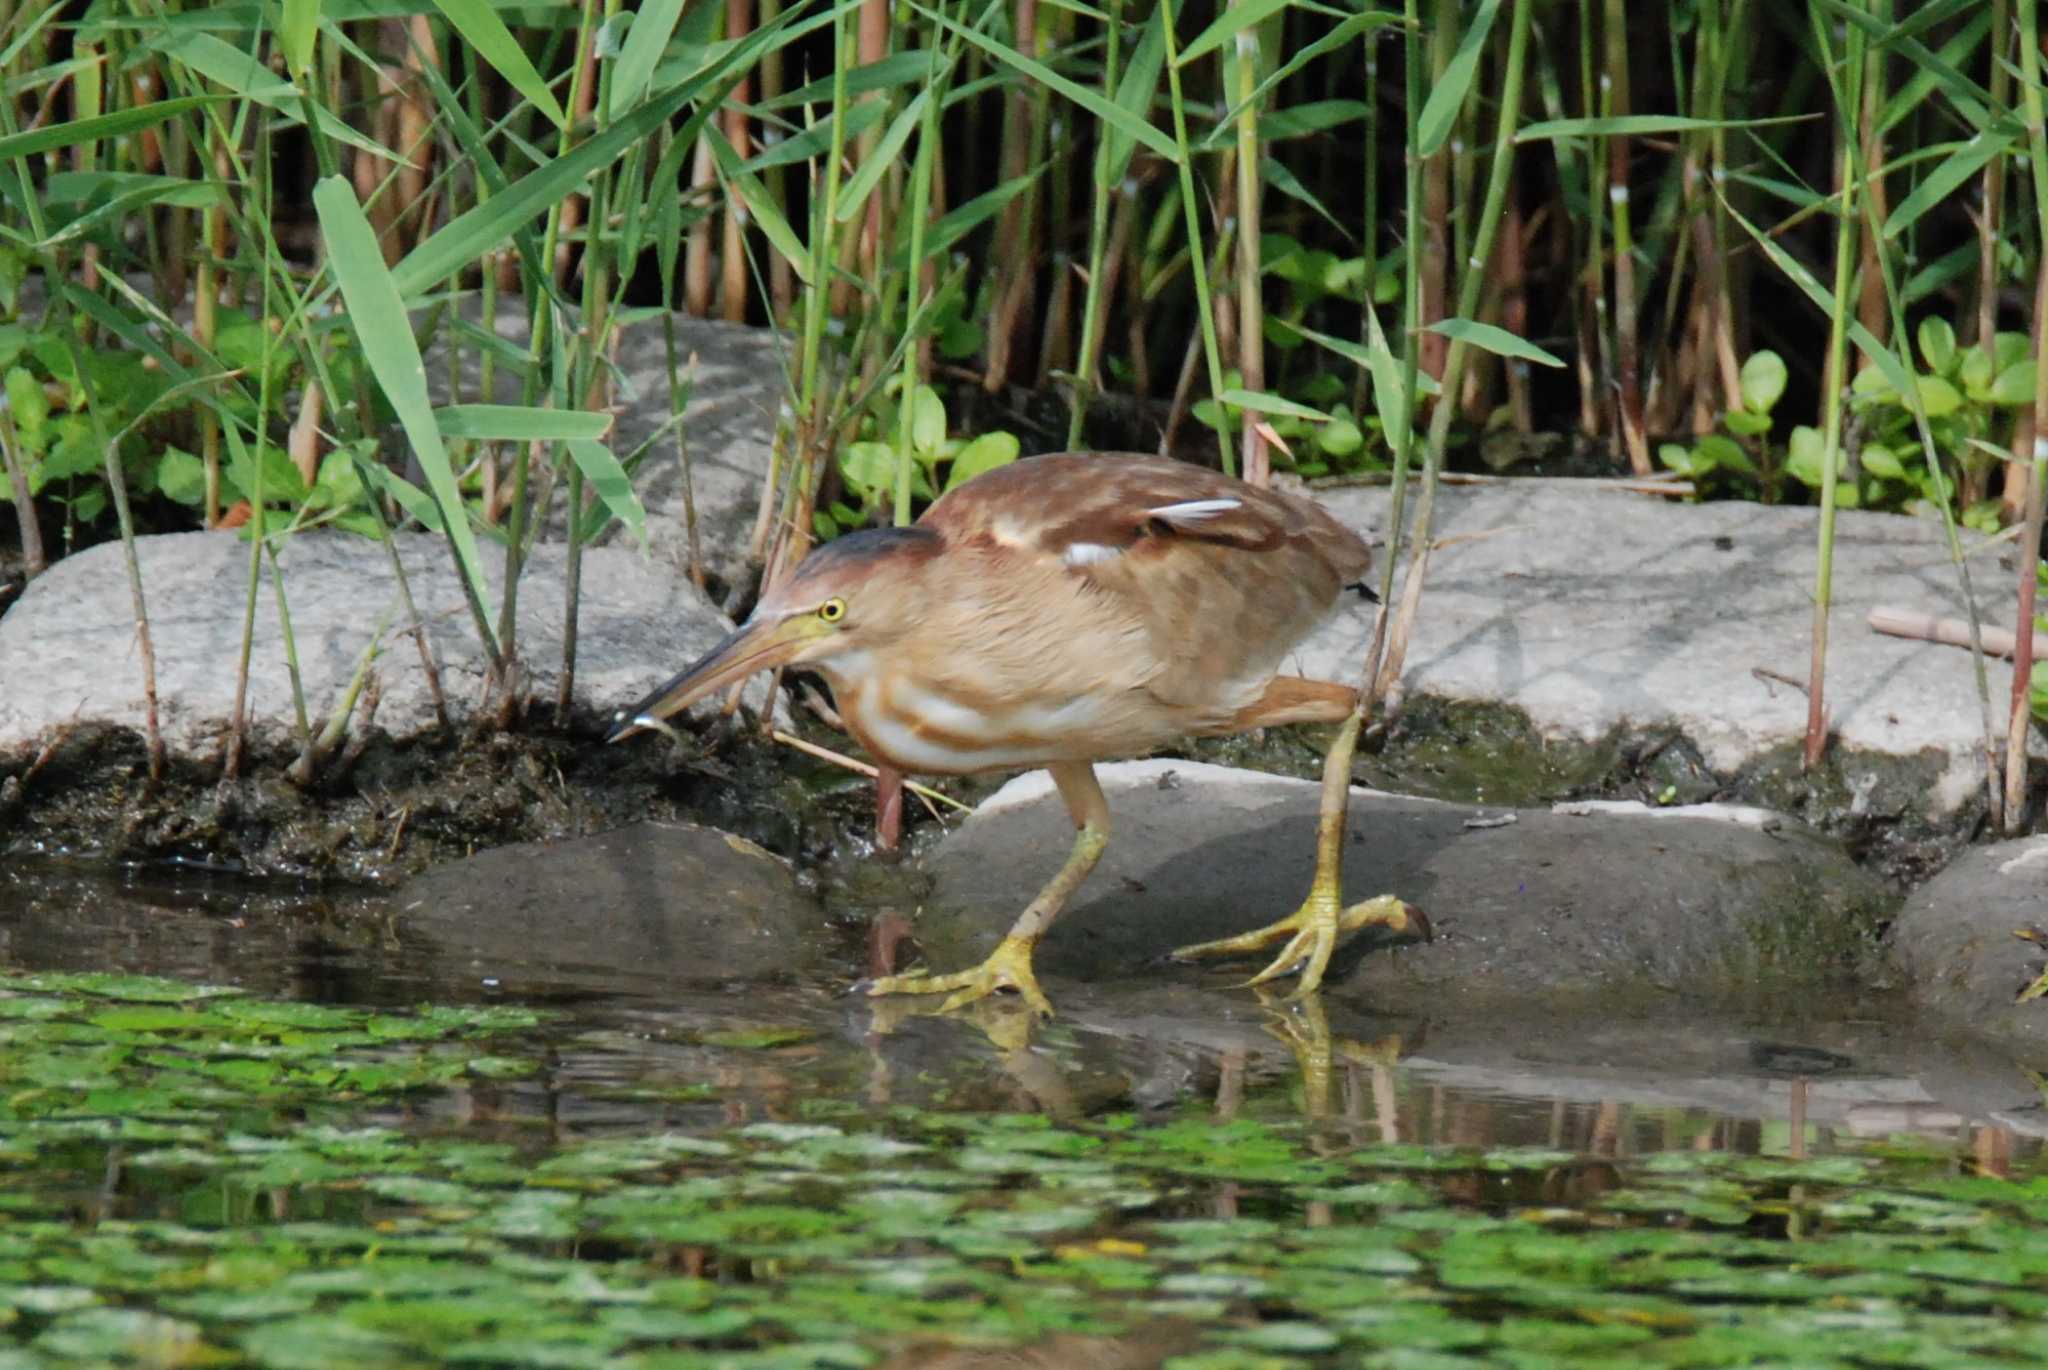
[825, 664, 1160, 775]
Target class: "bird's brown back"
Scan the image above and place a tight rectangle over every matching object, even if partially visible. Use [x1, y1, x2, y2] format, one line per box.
[918, 453, 1369, 730]
[923, 453, 1368, 582]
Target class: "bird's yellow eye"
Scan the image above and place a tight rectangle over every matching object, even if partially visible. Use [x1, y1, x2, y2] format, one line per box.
[817, 597, 847, 623]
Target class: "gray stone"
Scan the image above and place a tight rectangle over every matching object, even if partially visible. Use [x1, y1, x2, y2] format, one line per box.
[1299, 480, 2037, 814]
[599, 317, 782, 591]
[8, 281, 783, 593]
[910, 759, 1894, 1011]
[426, 300, 781, 588]
[0, 530, 770, 761]
[393, 820, 822, 994]
[1889, 834, 2048, 1041]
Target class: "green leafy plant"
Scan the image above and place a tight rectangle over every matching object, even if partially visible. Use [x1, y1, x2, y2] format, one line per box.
[1182, 236, 1401, 480]
[157, 440, 377, 537]
[1192, 365, 1385, 481]
[1785, 320, 2033, 525]
[924, 271, 987, 364]
[0, 316, 173, 532]
[1659, 349, 1785, 496]
[2035, 564, 2048, 726]
[0, 304, 393, 541]
[824, 381, 1021, 537]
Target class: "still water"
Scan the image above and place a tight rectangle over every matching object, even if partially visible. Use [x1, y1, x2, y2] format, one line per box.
[2, 861, 2045, 1368]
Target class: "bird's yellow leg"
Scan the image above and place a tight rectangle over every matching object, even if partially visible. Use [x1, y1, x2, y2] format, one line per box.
[1171, 712, 1426, 996]
[862, 763, 1108, 1018]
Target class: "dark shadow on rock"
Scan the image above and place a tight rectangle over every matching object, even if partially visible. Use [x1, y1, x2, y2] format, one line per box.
[1024, 801, 1463, 984]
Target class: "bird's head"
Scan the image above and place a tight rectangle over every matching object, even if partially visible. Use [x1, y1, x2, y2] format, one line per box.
[606, 525, 940, 743]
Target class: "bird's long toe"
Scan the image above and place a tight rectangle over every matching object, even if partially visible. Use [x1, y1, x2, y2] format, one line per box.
[1240, 903, 1341, 996]
[1168, 905, 1322, 963]
[1171, 891, 1425, 998]
[1167, 895, 1340, 996]
[859, 934, 1054, 1019]
[1340, 894, 1430, 941]
[1240, 920, 1336, 993]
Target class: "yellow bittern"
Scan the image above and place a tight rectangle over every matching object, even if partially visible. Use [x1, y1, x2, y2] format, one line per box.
[608, 452, 1425, 1015]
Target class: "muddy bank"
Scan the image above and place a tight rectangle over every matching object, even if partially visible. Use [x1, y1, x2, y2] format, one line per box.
[0, 713, 886, 884]
[0, 690, 1987, 891]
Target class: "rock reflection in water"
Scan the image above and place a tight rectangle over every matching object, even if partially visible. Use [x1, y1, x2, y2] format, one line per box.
[6, 861, 2048, 1177]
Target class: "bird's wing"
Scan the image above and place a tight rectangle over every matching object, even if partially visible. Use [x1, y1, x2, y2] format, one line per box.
[920, 454, 1370, 717]
[921, 452, 1365, 578]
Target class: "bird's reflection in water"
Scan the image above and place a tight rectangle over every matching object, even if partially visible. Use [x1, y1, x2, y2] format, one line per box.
[861, 982, 1415, 1132]
[852, 978, 2043, 1205]
[1250, 985, 1409, 1135]
[864, 993, 1080, 1118]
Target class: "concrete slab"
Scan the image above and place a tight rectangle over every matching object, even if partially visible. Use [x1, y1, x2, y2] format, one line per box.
[428, 300, 781, 588]
[1296, 480, 2034, 814]
[0, 530, 769, 761]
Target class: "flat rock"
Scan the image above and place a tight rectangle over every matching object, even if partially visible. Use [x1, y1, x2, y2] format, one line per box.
[0, 530, 769, 761]
[9, 283, 782, 593]
[1300, 480, 2036, 814]
[433, 300, 780, 588]
[600, 317, 781, 589]
[910, 759, 1894, 1013]
[1889, 834, 2048, 1041]
[393, 820, 821, 994]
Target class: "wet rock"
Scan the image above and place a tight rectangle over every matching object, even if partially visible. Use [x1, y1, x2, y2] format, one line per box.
[910, 760, 1894, 1012]
[1888, 834, 2048, 1042]
[393, 820, 822, 994]
[1301, 479, 2037, 816]
[0, 530, 772, 763]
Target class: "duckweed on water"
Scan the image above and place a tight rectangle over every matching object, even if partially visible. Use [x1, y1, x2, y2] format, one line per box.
[2, 971, 2048, 1367]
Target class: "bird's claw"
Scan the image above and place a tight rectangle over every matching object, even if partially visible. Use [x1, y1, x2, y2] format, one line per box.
[1173, 893, 1425, 997]
[1239, 955, 1310, 987]
[1237, 916, 1338, 996]
[858, 934, 1055, 1019]
[1398, 902, 1436, 944]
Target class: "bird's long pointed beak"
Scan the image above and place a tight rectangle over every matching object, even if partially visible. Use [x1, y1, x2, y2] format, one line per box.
[604, 615, 810, 744]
